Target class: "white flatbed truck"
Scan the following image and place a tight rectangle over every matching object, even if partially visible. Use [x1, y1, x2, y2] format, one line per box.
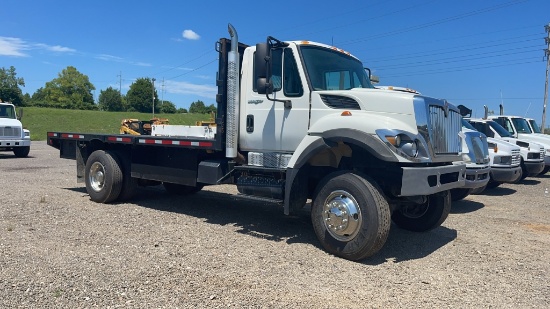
[47, 24, 467, 260]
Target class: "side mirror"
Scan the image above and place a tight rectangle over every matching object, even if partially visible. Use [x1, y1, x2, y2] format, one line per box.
[254, 42, 273, 95]
[17, 108, 23, 121]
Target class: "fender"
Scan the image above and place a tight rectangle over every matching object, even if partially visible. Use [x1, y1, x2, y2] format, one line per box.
[284, 129, 398, 214]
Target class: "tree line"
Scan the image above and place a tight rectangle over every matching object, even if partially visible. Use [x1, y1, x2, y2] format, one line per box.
[0, 66, 216, 114]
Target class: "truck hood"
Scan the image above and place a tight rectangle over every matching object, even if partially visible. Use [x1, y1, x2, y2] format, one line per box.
[0, 118, 23, 127]
[517, 133, 550, 149]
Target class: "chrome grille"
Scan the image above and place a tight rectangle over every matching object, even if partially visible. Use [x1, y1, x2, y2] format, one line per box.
[540, 147, 545, 161]
[426, 103, 462, 155]
[0, 126, 21, 138]
[511, 149, 521, 166]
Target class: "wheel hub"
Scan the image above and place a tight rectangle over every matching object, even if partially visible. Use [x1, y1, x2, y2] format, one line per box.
[89, 162, 106, 192]
[322, 190, 362, 241]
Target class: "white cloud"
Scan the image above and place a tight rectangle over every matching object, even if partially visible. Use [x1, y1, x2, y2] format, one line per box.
[34, 43, 76, 53]
[0, 37, 76, 57]
[95, 54, 151, 67]
[0, 37, 29, 57]
[182, 30, 200, 40]
[164, 80, 216, 99]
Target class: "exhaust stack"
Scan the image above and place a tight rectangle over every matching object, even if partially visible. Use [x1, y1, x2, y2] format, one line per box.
[499, 104, 504, 115]
[483, 105, 488, 119]
[226, 24, 240, 158]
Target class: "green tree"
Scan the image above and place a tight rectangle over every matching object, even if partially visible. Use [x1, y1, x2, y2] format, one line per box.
[189, 100, 207, 114]
[177, 108, 188, 113]
[126, 78, 158, 113]
[42, 66, 96, 109]
[160, 100, 177, 113]
[206, 104, 217, 114]
[0, 66, 25, 106]
[98, 87, 124, 111]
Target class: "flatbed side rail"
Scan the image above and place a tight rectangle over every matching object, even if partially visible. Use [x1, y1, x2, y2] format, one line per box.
[47, 132, 220, 150]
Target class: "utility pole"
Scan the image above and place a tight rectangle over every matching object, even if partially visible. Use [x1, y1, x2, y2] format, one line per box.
[542, 23, 550, 132]
[152, 78, 156, 118]
[161, 78, 165, 107]
[117, 71, 122, 94]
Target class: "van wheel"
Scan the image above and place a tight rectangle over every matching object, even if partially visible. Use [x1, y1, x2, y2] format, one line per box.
[392, 190, 451, 232]
[13, 146, 30, 158]
[85, 150, 123, 203]
[311, 172, 390, 261]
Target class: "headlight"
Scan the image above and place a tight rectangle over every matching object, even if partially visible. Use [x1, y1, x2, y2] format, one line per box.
[494, 155, 511, 165]
[400, 140, 418, 157]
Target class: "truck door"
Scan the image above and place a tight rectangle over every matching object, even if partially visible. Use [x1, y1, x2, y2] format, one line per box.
[240, 47, 309, 152]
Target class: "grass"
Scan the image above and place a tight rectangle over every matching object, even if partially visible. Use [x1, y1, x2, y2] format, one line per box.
[20, 107, 215, 141]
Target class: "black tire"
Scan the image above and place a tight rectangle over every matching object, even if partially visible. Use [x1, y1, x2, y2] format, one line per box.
[520, 160, 530, 180]
[163, 182, 204, 195]
[85, 150, 123, 203]
[539, 166, 550, 176]
[485, 181, 501, 189]
[113, 151, 138, 201]
[392, 190, 451, 232]
[311, 172, 391, 261]
[450, 188, 471, 201]
[470, 184, 487, 195]
[13, 146, 30, 158]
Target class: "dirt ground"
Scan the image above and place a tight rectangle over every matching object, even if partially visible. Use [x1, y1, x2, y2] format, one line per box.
[1, 141, 549, 308]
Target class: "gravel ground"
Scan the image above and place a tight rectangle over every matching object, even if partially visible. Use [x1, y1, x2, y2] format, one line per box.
[1, 141, 549, 308]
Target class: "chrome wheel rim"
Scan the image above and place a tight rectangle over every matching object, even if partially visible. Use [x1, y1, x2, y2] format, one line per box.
[322, 190, 362, 241]
[89, 162, 106, 192]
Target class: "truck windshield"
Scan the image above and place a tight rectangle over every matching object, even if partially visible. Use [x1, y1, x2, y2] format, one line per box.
[511, 118, 532, 133]
[0, 105, 16, 119]
[488, 121, 513, 137]
[299, 45, 374, 91]
[528, 119, 542, 133]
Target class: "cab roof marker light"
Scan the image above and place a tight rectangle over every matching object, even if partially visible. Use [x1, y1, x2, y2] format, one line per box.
[341, 111, 352, 116]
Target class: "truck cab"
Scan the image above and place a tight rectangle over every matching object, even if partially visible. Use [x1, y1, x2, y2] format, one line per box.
[487, 115, 549, 175]
[461, 119, 521, 191]
[0, 102, 30, 157]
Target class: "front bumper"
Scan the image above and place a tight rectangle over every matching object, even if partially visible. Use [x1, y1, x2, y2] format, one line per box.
[0, 139, 31, 149]
[490, 166, 522, 184]
[524, 161, 545, 176]
[400, 163, 466, 196]
[462, 165, 491, 189]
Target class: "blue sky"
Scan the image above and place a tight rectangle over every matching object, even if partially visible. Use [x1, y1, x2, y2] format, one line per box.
[2, 0, 550, 126]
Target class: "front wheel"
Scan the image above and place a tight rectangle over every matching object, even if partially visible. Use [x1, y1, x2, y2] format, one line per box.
[85, 150, 123, 203]
[311, 172, 391, 261]
[392, 190, 451, 232]
[539, 166, 550, 176]
[13, 146, 30, 158]
[450, 188, 471, 201]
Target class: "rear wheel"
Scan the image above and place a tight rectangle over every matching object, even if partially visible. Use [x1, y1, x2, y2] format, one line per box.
[163, 182, 204, 195]
[13, 146, 30, 158]
[112, 151, 138, 201]
[311, 172, 391, 261]
[85, 150, 123, 203]
[392, 190, 451, 232]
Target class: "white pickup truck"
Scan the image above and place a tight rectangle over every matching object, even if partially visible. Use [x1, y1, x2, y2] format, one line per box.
[487, 114, 549, 175]
[0, 102, 31, 157]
